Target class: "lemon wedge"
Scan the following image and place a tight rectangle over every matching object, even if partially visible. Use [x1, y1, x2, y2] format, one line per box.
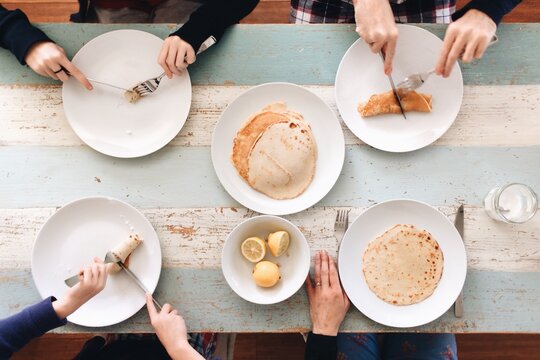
[241, 237, 266, 262]
[267, 230, 290, 257]
[252, 261, 280, 287]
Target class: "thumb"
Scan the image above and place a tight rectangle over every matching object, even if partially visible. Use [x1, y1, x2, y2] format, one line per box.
[305, 275, 314, 300]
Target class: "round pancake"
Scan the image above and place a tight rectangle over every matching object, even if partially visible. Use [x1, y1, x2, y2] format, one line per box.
[247, 120, 316, 199]
[362, 224, 443, 306]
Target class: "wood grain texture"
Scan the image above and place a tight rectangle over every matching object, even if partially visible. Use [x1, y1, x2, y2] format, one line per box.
[1, 85, 539, 147]
[0, 24, 539, 86]
[11, 333, 540, 360]
[0, 268, 538, 333]
[1, 206, 539, 272]
[1, 145, 539, 209]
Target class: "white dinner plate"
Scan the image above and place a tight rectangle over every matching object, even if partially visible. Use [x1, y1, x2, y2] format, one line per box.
[211, 82, 345, 215]
[31, 196, 162, 327]
[338, 199, 467, 328]
[221, 215, 311, 304]
[63, 30, 191, 158]
[335, 24, 463, 152]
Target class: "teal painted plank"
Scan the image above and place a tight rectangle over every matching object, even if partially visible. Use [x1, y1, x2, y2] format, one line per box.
[0, 269, 538, 332]
[1, 145, 539, 209]
[0, 24, 538, 86]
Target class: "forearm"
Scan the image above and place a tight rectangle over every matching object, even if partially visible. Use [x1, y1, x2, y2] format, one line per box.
[453, 0, 522, 25]
[170, 0, 259, 51]
[168, 340, 205, 360]
[0, 5, 52, 64]
[0, 297, 66, 358]
[304, 332, 337, 360]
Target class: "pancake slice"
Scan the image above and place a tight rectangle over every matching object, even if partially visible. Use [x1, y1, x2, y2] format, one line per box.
[108, 234, 143, 274]
[247, 120, 316, 199]
[358, 90, 432, 117]
[362, 224, 443, 305]
[232, 110, 290, 181]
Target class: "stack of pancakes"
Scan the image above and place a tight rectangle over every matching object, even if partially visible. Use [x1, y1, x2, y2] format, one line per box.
[362, 224, 443, 305]
[231, 102, 317, 200]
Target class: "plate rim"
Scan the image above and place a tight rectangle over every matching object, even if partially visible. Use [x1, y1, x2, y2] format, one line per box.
[62, 29, 192, 158]
[211, 81, 345, 215]
[30, 195, 162, 327]
[221, 214, 311, 305]
[338, 198, 467, 328]
[334, 24, 464, 153]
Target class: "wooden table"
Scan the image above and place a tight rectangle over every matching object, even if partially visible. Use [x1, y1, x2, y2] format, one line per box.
[0, 24, 539, 334]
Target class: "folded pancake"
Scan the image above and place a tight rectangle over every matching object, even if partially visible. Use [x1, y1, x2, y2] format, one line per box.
[107, 234, 143, 274]
[232, 107, 290, 181]
[358, 90, 432, 117]
[247, 119, 317, 199]
[362, 224, 443, 306]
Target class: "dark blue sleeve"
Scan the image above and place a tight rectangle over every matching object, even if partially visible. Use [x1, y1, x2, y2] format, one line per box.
[0, 5, 53, 64]
[171, 0, 259, 52]
[0, 297, 67, 359]
[452, 0, 522, 25]
[305, 332, 337, 360]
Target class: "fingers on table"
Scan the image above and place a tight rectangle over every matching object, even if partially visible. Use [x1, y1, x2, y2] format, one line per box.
[320, 251, 330, 288]
[314, 251, 322, 287]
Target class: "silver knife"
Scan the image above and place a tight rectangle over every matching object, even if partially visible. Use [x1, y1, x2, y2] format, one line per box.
[454, 204, 464, 318]
[379, 51, 407, 119]
[116, 260, 163, 311]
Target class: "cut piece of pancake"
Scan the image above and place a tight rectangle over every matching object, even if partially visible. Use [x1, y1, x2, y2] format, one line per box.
[357, 90, 432, 117]
[247, 120, 316, 199]
[362, 224, 443, 306]
[232, 110, 290, 181]
[108, 234, 143, 274]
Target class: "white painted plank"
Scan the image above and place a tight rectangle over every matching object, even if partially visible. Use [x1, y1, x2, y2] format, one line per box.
[1, 206, 538, 272]
[1, 85, 539, 147]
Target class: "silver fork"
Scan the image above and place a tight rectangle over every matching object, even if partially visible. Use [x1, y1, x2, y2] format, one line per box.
[64, 251, 116, 287]
[335, 209, 350, 247]
[130, 35, 217, 97]
[397, 35, 499, 92]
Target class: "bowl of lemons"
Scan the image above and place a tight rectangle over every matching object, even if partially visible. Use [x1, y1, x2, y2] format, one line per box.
[221, 215, 311, 304]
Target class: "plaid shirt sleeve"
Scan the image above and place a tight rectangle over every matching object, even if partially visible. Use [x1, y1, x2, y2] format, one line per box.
[291, 0, 456, 24]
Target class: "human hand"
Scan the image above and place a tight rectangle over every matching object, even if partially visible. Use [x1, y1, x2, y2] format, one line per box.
[435, 9, 496, 77]
[354, 0, 398, 74]
[306, 251, 350, 336]
[158, 36, 196, 79]
[147, 294, 202, 360]
[53, 258, 108, 319]
[24, 41, 92, 90]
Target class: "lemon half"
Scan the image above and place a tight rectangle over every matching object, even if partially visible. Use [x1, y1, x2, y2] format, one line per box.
[267, 230, 290, 257]
[241, 237, 266, 263]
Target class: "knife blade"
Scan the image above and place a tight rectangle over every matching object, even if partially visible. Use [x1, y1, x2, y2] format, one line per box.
[454, 204, 464, 318]
[379, 51, 407, 119]
[117, 260, 162, 311]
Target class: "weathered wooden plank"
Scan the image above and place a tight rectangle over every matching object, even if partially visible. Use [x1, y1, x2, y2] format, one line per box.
[1, 85, 539, 147]
[0, 145, 539, 209]
[0, 24, 538, 86]
[1, 206, 538, 272]
[0, 268, 537, 333]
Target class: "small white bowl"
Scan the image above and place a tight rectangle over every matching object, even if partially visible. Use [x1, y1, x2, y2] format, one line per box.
[222, 215, 311, 304]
